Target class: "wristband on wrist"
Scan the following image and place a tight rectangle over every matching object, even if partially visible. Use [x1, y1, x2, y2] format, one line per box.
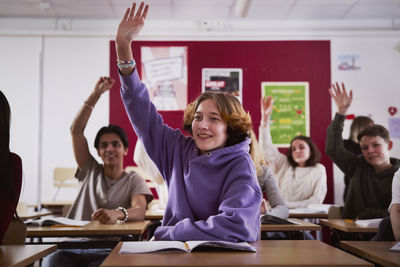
[84, 101, 94, 110]
[116, 206, 128, 223]
[117, 59, 136, 69]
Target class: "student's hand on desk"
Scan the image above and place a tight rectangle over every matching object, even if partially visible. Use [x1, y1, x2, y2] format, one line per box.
[92, 208, 121, 224]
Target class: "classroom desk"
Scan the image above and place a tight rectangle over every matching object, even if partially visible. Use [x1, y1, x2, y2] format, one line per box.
[341, 241, 400, 267]
[289, 212, 328, 219]
[19, 208, 53, 220]
[320, 219, 378, 247]
[261, 218, 321, 240]
[101, 240, 372, 267]
[0, 244, 57, 267]
[261, 218, 321, 232]
[27, 220, 151, 238]
[144, 210, 164, 221]
[319, 219, 378, 233]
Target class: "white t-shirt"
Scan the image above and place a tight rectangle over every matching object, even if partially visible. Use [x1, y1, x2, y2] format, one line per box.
[389, 169, 400, 212]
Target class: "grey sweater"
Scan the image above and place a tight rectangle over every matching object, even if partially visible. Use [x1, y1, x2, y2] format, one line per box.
[326, 113, 400, 219]
[258, 165, 289, 219]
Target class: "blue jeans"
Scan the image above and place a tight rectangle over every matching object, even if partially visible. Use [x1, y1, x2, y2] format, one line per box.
[42, 248, 112, 267]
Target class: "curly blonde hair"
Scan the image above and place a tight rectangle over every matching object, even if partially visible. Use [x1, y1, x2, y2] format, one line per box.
[183, 91, 252, 147]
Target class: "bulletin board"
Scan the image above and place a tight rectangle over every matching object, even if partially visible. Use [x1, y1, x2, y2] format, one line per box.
[109, 40, 333, 203]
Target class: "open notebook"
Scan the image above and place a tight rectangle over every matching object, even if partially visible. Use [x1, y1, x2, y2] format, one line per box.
[119, 240, 256, 254]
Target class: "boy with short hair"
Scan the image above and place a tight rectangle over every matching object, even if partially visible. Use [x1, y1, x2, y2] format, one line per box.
[326, 82, 400, 219]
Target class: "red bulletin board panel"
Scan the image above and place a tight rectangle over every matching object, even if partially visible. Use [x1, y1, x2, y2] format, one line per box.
[109, 40, 333, 204]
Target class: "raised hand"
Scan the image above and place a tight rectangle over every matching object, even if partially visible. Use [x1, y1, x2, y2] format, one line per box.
[260, 95, 274, 123]
[328, 82, 353, 115]
[116, 2, 149, 47]
[93, 76, 115, 96]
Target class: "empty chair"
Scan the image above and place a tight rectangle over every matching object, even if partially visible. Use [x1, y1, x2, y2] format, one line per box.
[53, 167, 78, 201]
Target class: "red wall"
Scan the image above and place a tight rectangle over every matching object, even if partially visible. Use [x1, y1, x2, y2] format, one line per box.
[109, 40, 333, 203]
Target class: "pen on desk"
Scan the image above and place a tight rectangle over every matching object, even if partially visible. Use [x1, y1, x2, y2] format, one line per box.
[184, 242, 190, 252]
[344, 219, 354, 223]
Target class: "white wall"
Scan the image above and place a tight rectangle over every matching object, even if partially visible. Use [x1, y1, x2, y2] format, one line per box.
[1, 19, 399, 206]
[1, 34, 110, 204]
[331, 36, 400, 205]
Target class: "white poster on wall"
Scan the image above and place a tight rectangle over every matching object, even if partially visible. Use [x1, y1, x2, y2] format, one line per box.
[141, 46, 188, 111]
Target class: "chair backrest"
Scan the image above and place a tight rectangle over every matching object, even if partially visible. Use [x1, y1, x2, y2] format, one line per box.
[2, 213, 26, 245]
[53, 167, 78, 188]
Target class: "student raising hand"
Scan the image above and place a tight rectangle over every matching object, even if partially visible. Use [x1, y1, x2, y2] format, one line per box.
[328, 82, 353, 115]
[116, 2, 149, 76]
[116, 2, 148, 46]
[260, 95, 274, 124]
[94, 76, 115, 95]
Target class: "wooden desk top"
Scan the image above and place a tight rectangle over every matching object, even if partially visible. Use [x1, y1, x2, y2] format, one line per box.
[19, 209, 53, 220]
[289, 212, 328, 219]
[145, 210, 163, 221]
[101, 240, 372, 266]
[27, 220, 151, 237]
[320, 219, 378, 233]
[341, 241, 400, 267]
[0, 245, 57, 267]
[261, 218, 321, 232]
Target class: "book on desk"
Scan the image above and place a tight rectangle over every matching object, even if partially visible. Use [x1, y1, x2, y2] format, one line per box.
[354, 218, 382, 228]
[25, 216, 90, 227]
[119, 240, 256, 254]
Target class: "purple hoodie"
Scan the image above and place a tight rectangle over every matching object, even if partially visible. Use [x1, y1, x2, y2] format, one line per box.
[120, 70, 262, 242]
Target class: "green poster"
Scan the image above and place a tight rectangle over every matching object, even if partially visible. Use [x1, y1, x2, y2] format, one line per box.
[261, 82, 310, 147]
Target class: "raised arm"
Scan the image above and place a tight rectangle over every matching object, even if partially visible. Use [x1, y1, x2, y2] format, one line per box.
[326, 82, 358, 175]
[70, 77, 115, 169]
[328, 82, 353, 116]
[115, 2, 148, 76]
[259, 96, 286, 169]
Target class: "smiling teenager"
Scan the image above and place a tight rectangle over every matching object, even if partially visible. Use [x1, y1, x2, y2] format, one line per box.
[42, 77, 153, 267]
[259, 96, 327, 209]
[326, 82, 400, 219]
[116, 2, 262, 242]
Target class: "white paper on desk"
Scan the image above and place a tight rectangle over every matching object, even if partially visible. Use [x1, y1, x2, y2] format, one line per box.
[354, 218, 382, 228]
[389, 242, 400, 252]
[25, 217, 90, 227]
[290, 204, 331, 214]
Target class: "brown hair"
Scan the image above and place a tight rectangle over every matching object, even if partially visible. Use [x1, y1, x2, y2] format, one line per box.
[349, 116, 374, 142]
[357, 124, 390, 143]
[183, 91, 252, 147]
[286, 135, 321, 167]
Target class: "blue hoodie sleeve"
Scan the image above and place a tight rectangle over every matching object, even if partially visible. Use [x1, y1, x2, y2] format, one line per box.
[119, 70, 186, 183]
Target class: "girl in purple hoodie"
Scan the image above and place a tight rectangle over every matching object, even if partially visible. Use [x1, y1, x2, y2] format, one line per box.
[115, 2, 262, 242]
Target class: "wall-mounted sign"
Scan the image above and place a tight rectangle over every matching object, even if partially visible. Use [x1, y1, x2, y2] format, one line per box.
[261, 82, 310, 147]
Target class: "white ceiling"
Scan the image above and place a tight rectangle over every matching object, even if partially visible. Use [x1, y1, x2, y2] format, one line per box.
[1, 0, 400, 21]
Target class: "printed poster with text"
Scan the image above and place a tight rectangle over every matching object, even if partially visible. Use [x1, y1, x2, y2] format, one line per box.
[202, 68, 243, 103]
[261, 82, 310, 147]
[141, 46, 188, 111]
